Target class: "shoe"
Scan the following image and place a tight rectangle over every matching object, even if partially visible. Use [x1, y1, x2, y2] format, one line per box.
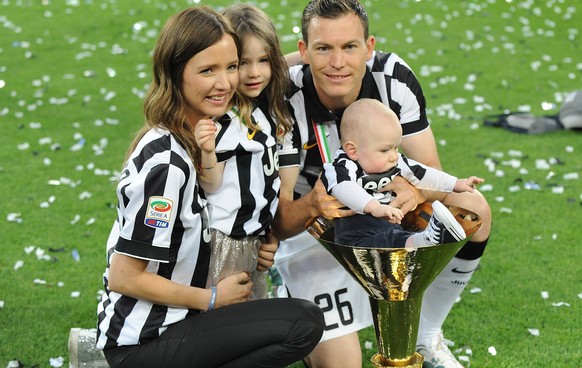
[417, 331, 464, 368]
[420, 201, 466, 246]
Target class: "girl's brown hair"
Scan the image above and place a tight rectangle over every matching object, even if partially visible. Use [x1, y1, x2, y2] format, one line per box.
[222, 4, 293, 141]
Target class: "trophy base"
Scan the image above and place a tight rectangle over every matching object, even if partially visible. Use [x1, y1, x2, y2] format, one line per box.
[371, 352, 423, 368]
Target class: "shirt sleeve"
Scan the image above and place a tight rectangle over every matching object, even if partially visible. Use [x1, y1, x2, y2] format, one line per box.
[323, 155, 375, 214]
[399, 155, 456, 192]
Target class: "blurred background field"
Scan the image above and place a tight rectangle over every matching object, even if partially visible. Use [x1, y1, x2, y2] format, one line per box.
[0, 0, 580, 367]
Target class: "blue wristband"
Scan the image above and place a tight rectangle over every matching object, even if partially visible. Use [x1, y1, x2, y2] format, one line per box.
[207, 286, 217, 311]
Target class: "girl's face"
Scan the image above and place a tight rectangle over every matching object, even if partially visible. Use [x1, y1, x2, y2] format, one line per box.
[182, 34, 239, 124]
[238, 35, 272, 98]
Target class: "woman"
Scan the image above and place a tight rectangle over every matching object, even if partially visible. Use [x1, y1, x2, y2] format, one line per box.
[96, 7, 324, 368]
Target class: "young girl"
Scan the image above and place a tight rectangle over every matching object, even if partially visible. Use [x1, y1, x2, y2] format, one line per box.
[96, 7, 323, 368]
[199, 3, 293, 300]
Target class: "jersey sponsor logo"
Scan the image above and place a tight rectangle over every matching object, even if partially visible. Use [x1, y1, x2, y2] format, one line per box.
[263, 146, 279, 177]
[357, 167, 401, 192]
[144, 196, 173, 229]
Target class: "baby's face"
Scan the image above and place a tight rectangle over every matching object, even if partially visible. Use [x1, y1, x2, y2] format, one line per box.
[356, 123, 401, 174]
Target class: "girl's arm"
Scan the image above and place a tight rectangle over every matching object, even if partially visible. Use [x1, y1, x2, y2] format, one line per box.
[195, 118, 225, 193]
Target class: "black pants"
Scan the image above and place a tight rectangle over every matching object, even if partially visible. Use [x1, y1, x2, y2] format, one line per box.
[335, 214, 410, 248]
[103, 298, 324, 368]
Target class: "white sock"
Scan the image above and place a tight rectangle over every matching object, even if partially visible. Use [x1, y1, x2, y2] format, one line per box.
[416, 256, 481, 347]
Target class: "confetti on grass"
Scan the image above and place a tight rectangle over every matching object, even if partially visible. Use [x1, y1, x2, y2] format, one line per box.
[528, 328, 540, 336]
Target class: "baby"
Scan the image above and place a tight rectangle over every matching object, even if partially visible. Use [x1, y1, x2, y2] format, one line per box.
[321, 99, 484, 248]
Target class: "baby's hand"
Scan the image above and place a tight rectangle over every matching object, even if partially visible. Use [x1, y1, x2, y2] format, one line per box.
[195, 119, 217, 153]
[371, 204, 403, 224]
[454, 176, 485, 193]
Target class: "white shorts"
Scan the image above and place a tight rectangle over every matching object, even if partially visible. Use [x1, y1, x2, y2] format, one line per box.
[275, 231, 373, 342]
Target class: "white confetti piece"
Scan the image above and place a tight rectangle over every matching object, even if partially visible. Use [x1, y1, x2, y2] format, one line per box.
[35, 248, 46, 260]
[563, 172, 579, 180]
[72, 249, 80, 262]
[577, 293, 582, 299]
[14, 260, 24, 270]
[551, 302, 570, 307]
[34, 278, 47, 285]
[458, 356, 470, 363]
[500, 207, 513, 214]
[49, 356, 65, 367]
[535, 159, 550, 170]
[70, 214, 80, 225]
[479, 184, 493, 192]
[0, 300, 4, 308]
[364, 340, 373, 350]
[551, 186, 564, 194]
[86, 217, 96, 225]
[488, 346, 497, 356]
[71, 291, 81, 298]
[528, 328, 540, 336]
[17, 142, 30, 150]
[541, 291, 549, 299]
[79, 191, 92, 200]
[508, 185, 520, 192]
[470, 287, 482, 294]
[7, 213, 23, 223]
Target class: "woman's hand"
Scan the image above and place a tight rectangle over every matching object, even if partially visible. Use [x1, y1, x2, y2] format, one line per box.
[215, 272, 252, 308]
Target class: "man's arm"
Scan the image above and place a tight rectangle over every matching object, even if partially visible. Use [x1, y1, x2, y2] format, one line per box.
[272, 166, 353, 240]
[400, 128, 442, 170]
[386, 128, 441, 212]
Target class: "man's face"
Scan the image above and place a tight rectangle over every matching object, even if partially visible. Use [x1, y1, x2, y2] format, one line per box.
[298, 13, 375, 112]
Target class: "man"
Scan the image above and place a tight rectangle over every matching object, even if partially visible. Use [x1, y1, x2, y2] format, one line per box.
[272, 1, 492, 367]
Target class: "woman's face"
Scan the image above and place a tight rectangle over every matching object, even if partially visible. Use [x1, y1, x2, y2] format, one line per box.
[182, 34, 239, 124]
[238, 35, 272, 99]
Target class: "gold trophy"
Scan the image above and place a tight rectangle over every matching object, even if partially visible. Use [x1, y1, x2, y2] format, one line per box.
[307, 202, 482, 368]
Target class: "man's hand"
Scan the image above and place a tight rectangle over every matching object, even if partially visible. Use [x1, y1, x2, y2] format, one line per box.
[384, 176, 425, 214]
[310, 179, 355, 219]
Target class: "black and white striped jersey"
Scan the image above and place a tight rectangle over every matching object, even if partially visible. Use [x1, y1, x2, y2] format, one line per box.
[322, 149, 456, 213]
[279, 51, 429, 193]
[205, 100, 279, 239]
[96, 128, 211, 349]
